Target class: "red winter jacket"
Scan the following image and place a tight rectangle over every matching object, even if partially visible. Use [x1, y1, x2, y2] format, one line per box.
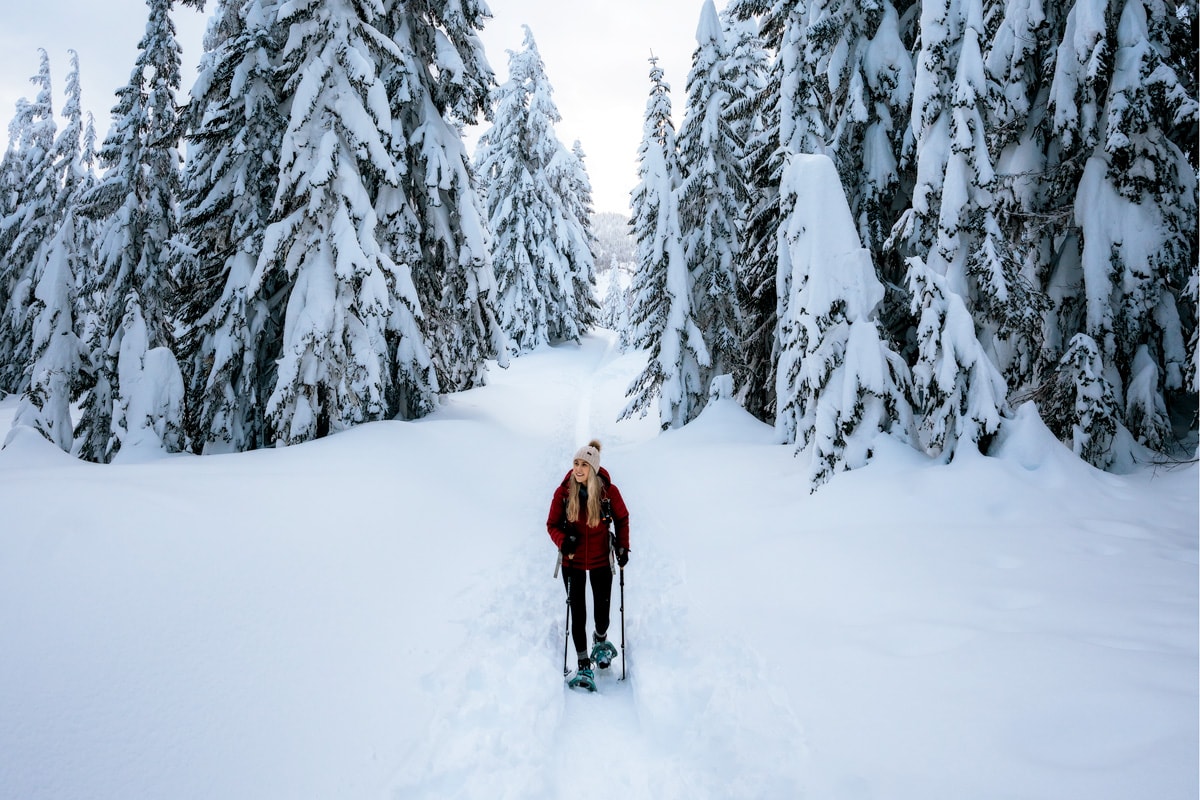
[547, 467, 630, 571]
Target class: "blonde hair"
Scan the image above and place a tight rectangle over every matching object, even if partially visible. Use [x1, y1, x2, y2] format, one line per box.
[567, 440, 604, 527]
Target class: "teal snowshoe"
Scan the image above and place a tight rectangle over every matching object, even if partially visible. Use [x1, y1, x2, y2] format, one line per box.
[590, 636, 618, 670]
[568, 661, 596, 692]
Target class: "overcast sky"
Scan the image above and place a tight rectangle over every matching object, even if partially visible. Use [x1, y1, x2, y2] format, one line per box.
[0, 0, 711, 215]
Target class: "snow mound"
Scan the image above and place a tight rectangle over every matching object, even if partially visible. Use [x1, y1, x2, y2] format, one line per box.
[665, 397, 776, 446]
[990, 401, 1106, 482]
[0, 424, 79, 468]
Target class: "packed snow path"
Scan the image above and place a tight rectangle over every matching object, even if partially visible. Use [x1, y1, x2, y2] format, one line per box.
[387, 331, 808, 799]
[0, 330, 1195, 799]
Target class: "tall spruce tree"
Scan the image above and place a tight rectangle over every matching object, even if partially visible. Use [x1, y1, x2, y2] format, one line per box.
[249, 0, 415, 445]
[476, 27, 596, 355]
[76, 0, 186, 461]
[727, 0, 788, 422]
[11, 51, 95, 450]
[1049, 0, 1197, 453]
[886, 0, 1017, 459]
[775, 153, 913, 489]
[623, 57, 711, 429]
[382, 0, 507, 393]
[800, 0, 915, 263]
[678, 0, 746, 387]
[0, 51, 58, 395]
[175, 0, 290, 452]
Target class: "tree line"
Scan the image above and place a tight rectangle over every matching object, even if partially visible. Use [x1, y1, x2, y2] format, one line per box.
[0, 0, 1195, 490]
[620, 0, 1196, 487]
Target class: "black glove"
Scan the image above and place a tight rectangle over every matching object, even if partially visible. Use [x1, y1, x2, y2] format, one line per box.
[560, 533, 578, 556]
[616, 548, 629, 567]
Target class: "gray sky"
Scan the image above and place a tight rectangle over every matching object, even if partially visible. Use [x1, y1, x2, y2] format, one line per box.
[1, 0, 708, 215]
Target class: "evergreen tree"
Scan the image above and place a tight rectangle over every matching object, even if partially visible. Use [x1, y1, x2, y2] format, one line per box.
[76, 0, 186, 461]
[775, 153, 912, 490]
[886, 0, 1043, 459]
[250, 0, 415, 445]
[1053, 0, 1197, 451]
[11, 51, 95, 450]
[678, 0, 746, 386]
[803, 0, 915, 261]
[0, 51, 58, 395]
[175, 0, 290, 452]
[599, 260, 630, 344]
[382, 0, 506, 393]
[727, 0, 788, 422]
[1036, 332, 1124, 469]
[551, 140, 600, 340]
[623, 57, 711, 429]
[110, 293, 185, 458]
[906, 256, 1008, 458]
[475, 28, 596, 354]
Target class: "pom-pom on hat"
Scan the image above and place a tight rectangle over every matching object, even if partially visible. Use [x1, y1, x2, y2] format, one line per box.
[574, 439, 601, 472]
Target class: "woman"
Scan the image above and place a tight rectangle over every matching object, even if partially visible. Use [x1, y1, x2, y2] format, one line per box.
[547, 439, 630, 690]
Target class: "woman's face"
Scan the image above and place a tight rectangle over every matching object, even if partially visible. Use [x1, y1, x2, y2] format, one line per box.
[572, 458, 591, 484]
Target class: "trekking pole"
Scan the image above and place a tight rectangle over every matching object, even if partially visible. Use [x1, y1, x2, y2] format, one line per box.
[619, 566, 626, 681]
[562, 565, 572, 678]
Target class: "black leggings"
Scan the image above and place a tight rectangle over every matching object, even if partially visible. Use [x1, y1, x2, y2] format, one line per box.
[562, 566, 612, 657]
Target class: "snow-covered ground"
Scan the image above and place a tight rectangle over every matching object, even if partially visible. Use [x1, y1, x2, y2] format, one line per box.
[1, 330, 1196, 800]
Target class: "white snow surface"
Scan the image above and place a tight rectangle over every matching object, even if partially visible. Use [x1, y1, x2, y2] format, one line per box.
[0, 330, 1196, 800]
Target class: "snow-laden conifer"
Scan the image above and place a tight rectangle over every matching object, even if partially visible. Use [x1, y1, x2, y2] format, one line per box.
[175, 0, 289, 452]
[381, 0, 506, 393]
[678, 0, 746, 387]
[906, 256, 1008, 459]
[249, 0, 409, 445]
[476, 29, 596, 354]
[1037, 333, 1122, 470]
[801, 0, 914, 259]
[599, 262, 630, 345]
[775, 154, 912, 490]
[726, 0, 787, 422]
[1056, 0, 1197, 450]
[75, 0, 185, 461]
[10, 51, 94, 450]
[0, 51, 58, 395]
[623, 58, 711, 429]
[110, 293, 185, 460]
[547, 140, 599, 341]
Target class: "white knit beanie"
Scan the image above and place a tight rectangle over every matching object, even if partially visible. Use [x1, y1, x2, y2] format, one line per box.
[574, 439, 601, 472]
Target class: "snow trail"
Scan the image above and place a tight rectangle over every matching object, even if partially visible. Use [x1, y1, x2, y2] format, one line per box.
[386, 332, 807, 799]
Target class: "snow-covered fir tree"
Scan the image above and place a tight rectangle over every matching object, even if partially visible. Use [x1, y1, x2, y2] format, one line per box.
[10, 51, 95, 451]
[726, 0, 787, 421]
[803, 0, 915, 263]
[175, 0, 289, 452]
[678, 0, 746, 387]
[0, 51, 58, 395]
[599, 259, 630, 344]
[623, 57, 711, 429]
[906, 256, 1008, 459]
[381, 0, 506, 394]
[1036, 332, 1124, 469]
[75, 0, 186, 461]
[476, 28, 596, 354]
[555, 139, 600, 337]
[775, 153, 912, 489]
[885, 0, 1046, 460]
[249, 0, 417, 445]
[1051, 0, 1197, 453]
[110, 294, 185, 459]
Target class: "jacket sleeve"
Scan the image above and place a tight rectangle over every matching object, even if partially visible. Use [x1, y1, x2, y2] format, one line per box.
[608, 484, 630, 551]
[546, 486, 568, 549]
